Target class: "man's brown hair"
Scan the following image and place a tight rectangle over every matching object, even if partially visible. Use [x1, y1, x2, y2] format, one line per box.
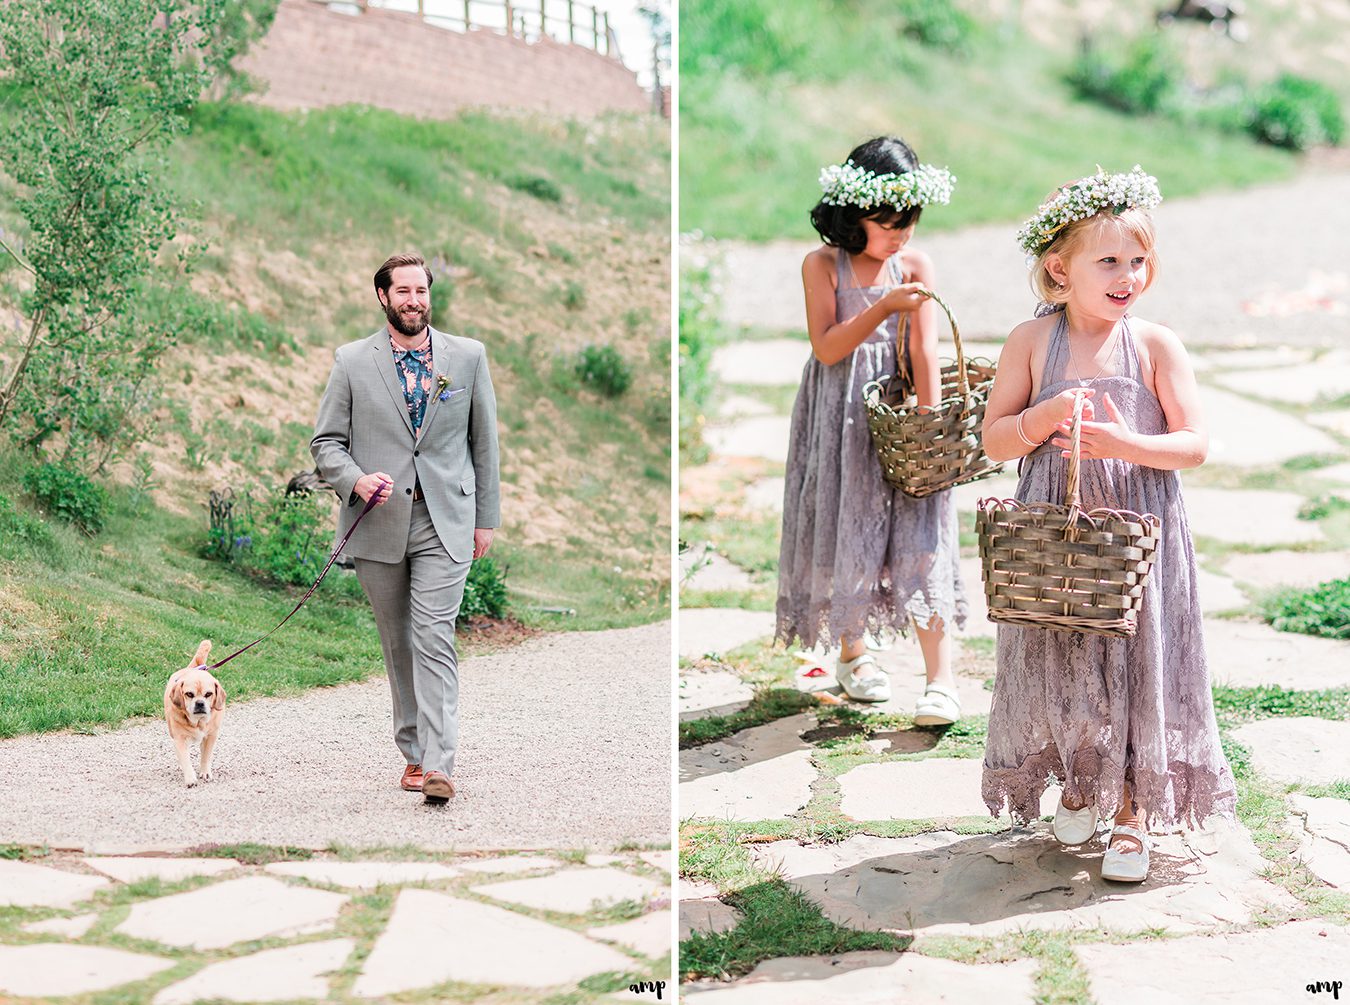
[373, 253, 434, 297]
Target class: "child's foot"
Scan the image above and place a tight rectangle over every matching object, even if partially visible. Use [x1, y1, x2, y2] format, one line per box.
[913, 683, 961, 725]
[1101, 823, 1149, 882]
[1052, 794, 1099, 845]
[836, 653, 890, 702]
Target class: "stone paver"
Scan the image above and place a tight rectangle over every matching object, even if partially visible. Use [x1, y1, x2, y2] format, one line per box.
[1201, 346, 1315, 371]
[1196, 567, 1248, 612]
[838, 759, 1055, 821]
[678, 607, 777, 660]
[680, 669, 755, 721]
[1312, 461, 1350, 485]
[82, 856, 239, 884]
[262, 860, 459, 888]
[680, 715, 817, 821]
[681, 549, 757, 592]
[712, 339, 810, 386]
[585, 853, 627, 866]
[1289, 794, 1350, 890]
[455, 855, 566, 874]
[21, 912, 99, 938]
[1307, 407, 1350, 439]
[1212, 352, 1350, 404]
[1075, 920, 1350, 1005]
[1184, 488, 1323, 545]
[680, 896, 743, 940]
[0, 944, 173, 997]
[1205, 621, 1350, 689]
[717, 393, 776, 419]
[588, 909, 673, 957]
[957, 555, 998, 639]
[743, 476, 784, 512]
[640, 849, 673, 871]
[681, 950, 1039, 1003]
[704, 415, 791, 463]
[471, 866, 665, 914]
[1230, 717, 1350, 786]
[0, 859, 110, 908]
[1221, 549, 1350, 591]
[754, 822, 1296, 936]
[153, 939, 355, 1005]
[115, 876, 348, 949]
[353, 889, 634, 995]
[1200, 386, 1341, 466]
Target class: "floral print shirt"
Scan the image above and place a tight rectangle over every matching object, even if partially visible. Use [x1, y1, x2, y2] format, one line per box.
[391, 334, 434, 438]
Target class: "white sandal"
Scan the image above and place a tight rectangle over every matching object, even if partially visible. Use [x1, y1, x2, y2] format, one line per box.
[1052, 796, 1099, 845]
[1101, 824, 1150, 882]
[835, 653, 890, 702]
[913, 683, 961, 725]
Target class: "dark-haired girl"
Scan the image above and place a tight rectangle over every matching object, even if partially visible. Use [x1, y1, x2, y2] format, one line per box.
[776, 136, 966, 723]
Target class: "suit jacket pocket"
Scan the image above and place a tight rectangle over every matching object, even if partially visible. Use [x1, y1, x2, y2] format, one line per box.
[460, 474, 475, 495]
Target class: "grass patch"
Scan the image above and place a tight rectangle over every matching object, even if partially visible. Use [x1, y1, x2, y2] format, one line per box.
[1262, 577, 1350, 640]
[680, 687, 817, 748]
[1211, 684, 1350, 726]
[188, 843, 316, 865]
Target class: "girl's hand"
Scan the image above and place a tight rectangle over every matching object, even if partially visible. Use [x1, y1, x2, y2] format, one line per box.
[880, 282, 928, 315]
[1052, 391, 1135, 460]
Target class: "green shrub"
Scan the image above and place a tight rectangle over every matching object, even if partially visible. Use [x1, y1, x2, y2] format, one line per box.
[561, 280, 586, 311]
[573, 344, 632, 397]
[506, 174, 563, 202]
[1248, 74, 1345, 150]
[1069, 33, 1183, 116]
[22, 463, 110, 535]
[897, 0, 976, 53]
[241, 491, 329, 588]
[204, 488, 256, 563]
[1263, 577, 1350, 640]
[0, 492, 56, 559]
[460, 556, 508, 621]
[678, 242, 723, 464]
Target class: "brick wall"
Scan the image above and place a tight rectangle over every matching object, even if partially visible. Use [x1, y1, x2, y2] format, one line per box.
[237, 0, 648, 119]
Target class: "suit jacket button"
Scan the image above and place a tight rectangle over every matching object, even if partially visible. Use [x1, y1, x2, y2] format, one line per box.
[414, 450, 420, 457]
[405, 487, 412, 495]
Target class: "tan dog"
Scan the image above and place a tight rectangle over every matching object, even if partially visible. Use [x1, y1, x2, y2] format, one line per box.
[164, 640, 226, 787]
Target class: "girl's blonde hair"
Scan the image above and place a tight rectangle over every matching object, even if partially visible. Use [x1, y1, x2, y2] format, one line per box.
[1030, 207, 1161, 306]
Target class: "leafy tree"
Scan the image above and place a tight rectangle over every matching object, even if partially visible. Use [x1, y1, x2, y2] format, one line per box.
[0, 0, 273, 471]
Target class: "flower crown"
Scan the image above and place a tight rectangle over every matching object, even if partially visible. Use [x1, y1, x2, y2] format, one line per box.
[818, 161, 955, 211]
[1016, 165, 1162, 257]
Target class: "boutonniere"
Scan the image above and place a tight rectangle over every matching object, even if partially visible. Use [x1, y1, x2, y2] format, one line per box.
[435, 373, 453, 401]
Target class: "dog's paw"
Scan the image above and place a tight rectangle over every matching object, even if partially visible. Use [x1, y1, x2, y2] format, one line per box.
[200, 769, 213, 783]
[183, 774, 198, 787]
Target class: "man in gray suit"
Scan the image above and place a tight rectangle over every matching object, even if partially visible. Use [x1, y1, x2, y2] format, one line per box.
[312, 252, 500, 804]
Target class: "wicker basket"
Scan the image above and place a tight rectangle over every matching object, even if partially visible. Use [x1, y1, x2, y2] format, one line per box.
[861, 289, 1001, 498]
[975, 394, 1161, 638]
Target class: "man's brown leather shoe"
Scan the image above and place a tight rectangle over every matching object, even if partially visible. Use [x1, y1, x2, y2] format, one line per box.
[400, 764, 423, 792]
[422, 770, 454, 804]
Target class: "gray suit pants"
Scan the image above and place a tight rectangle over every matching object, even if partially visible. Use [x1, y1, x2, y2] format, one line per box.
[354, 499, 470, 776]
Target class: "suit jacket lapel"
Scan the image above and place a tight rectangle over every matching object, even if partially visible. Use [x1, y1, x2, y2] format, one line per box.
[417, 327, 453, 442]
[369, 329, 415, 439]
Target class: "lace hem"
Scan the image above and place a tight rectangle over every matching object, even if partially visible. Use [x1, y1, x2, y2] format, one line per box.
[982, 744, 1237, 830]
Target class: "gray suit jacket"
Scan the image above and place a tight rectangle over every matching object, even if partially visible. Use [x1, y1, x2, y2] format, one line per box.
[311, 325, 500, 563]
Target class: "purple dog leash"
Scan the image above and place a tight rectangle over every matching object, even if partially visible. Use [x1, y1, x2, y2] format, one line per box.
[205, 485, 385, 672]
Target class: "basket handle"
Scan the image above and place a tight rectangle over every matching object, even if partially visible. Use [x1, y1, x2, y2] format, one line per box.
[891, 286, 966, 397]
[1065, 391, 1084, 509]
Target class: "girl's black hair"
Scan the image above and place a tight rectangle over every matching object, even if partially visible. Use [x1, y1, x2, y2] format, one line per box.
[809, 136, 923, 254]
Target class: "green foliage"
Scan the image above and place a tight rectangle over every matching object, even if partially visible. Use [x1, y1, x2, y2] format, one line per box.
[561, 280, 587, 311]
[679, 0, 820, 77]
[680, 688, 817, 747]
[1262, 578, 1350, 641]
[204, 488, 256, 564]
[1069, 33, 1184, 116]
[0, 0, 262, 472]
[241, 491, 329, 588]
[506, 174, 563, 202]
[573, 344, 633, 397]
[460, 556, 509, 621]
[1212, 683, 1350, 723]
[0, 491, 55, 559]
[896, 0, 976, 53]
[1248, 74, 1346, 150]
[137, 283, 296, 354]
[679, 246, 723, 464]
[21, 463, 110, 535]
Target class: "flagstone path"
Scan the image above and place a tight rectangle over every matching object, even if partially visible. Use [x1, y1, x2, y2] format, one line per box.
[0, 850, 673, 1003]
[680, 171, 1350, 1002]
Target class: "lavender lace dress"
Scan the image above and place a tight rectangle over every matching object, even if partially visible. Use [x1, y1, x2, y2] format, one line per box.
[981, 311, 1235, 828]
[776, 250, 967, 649]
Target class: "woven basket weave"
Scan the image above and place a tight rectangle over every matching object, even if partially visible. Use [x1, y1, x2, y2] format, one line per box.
[975, 394, 1161, 638]
[861, 290, 1001, 498]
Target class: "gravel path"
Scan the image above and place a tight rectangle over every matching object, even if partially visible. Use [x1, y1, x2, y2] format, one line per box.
[0, 623, 670, 852]
[720, 169, 1350, 348]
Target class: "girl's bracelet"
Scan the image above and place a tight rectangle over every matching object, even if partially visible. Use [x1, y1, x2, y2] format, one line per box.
[1015, 410, 1042, 449]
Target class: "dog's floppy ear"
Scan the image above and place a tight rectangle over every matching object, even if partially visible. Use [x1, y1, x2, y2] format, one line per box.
[211, 678, 226, 711]
[192, 639, 212, 667]
[169, 677, 185, 707]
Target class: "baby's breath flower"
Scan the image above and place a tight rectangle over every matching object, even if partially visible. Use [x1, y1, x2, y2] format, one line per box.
[818, 161, 955, 211]
[1017, 165, 1162, 257]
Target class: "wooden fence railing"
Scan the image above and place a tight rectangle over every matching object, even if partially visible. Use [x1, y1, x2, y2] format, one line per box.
[318, 0, 619, 58]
